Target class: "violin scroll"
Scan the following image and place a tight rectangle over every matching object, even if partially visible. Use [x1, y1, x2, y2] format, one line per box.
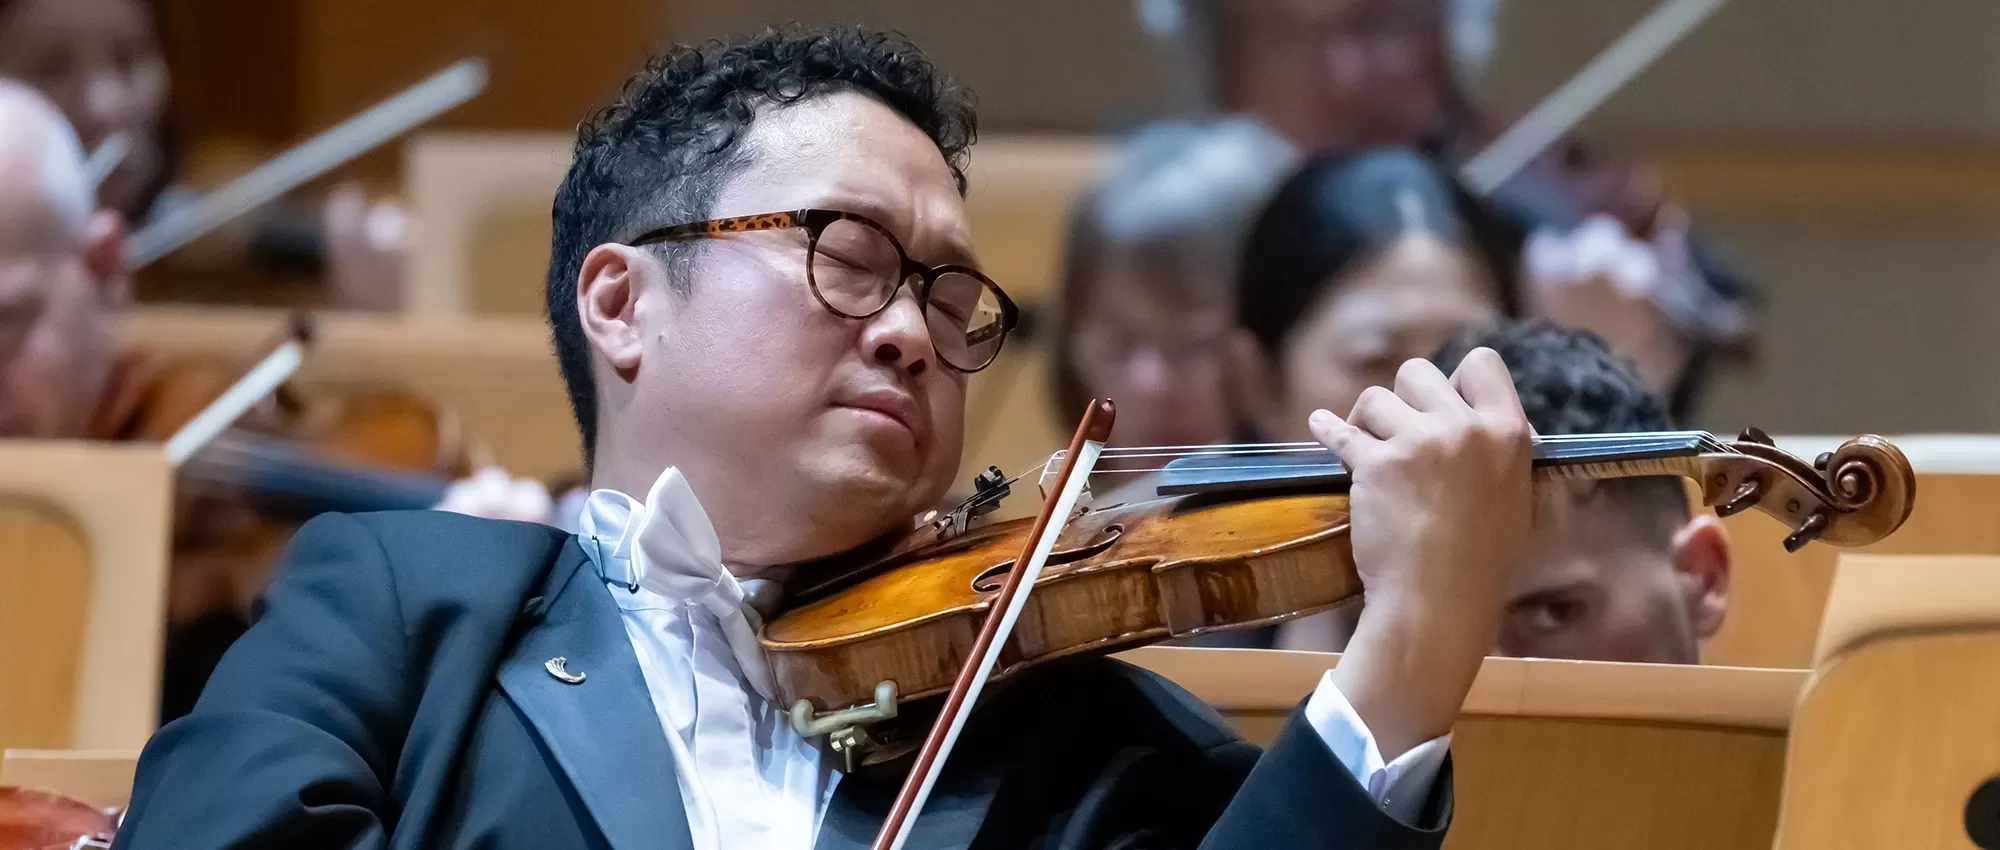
[1698, 435, 1916, 551]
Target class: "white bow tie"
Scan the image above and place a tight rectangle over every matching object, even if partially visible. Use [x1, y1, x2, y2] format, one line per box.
[582, 467, 777, 699]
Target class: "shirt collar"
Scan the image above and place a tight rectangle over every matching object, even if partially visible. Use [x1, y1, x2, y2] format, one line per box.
[576, 467, 777, 699]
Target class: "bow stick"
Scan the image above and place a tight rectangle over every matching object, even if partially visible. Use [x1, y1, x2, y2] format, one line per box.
[871, 399, 1117, 850]
[1459, 0, 1730, 194]
[162, 313, 314, 467]
[83, 132, 131, 193]
[131, 57, 489, 268]
[1457, 0, 1737, 343]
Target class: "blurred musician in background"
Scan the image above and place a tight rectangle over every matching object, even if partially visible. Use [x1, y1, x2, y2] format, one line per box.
[1221, 148, 1512, 648]
[1142, 0, 1759, 420]
[1050, 118, 1295, 505]
[0, 79, 549, 722]
[0, 80, 136, 446]
[1278, 320, 1732, 658]
[1230, 149, 1517, 450]
[0, 0, 408, 309]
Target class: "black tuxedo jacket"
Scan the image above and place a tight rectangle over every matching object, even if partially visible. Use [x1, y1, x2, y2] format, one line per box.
[113, 511, 1452, 849]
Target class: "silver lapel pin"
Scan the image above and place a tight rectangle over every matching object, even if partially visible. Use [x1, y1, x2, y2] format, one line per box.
[545, 656, 586, 684]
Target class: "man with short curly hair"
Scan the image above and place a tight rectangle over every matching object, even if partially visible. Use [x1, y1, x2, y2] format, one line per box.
[1432, 321, 1730, 664]
[117, 25, 1539, 849]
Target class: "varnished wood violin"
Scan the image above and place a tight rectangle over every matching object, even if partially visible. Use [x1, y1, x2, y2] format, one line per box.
[122, 315, 479, 621]
[764, 422, 1915, 754]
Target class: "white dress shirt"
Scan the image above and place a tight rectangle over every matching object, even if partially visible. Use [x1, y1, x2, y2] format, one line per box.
[575, 467, 1452, 850]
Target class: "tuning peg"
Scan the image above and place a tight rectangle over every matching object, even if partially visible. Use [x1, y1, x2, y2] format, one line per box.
[1738, 427, 1774, 446]
[1715, 478, 1763, 517]
[1784, 512, 1830, 553]
[1814, 452, 1832, 472]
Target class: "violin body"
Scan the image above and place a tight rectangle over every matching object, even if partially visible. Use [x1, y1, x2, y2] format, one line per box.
[0, 786, 117, 850]
[765, 492, 1359, 713]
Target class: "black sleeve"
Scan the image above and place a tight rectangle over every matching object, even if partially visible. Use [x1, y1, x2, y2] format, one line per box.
[1198, 711, 1451, 850]
[114, 513, 410, 850]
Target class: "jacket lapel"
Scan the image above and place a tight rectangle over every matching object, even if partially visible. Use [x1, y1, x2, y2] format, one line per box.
[497, 540, 693, 850]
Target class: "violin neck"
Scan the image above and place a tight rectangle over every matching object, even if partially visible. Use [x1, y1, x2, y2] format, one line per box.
[1155, 431, 1722, 498]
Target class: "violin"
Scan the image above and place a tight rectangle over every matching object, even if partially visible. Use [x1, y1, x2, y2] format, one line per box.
[0, 786, 117, 850]
[123, 317, 475, 620]
[763, 422, 1916, 764]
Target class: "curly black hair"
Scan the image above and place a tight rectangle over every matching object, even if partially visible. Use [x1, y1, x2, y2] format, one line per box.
[544, 25, 977, 465]
[1431, 320, 1690, 548]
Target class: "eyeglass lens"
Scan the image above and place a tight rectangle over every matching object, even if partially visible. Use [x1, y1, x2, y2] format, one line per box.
[809, 217, 1008, 370]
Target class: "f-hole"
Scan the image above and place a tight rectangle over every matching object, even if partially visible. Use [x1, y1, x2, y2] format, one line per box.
[971, 524, 1124, 592]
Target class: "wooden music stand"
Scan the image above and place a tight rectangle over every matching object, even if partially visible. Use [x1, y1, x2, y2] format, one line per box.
[0, 443, 171, 753]
[1123, 646, 1802, 850]
[1772, 554, 2000, 850]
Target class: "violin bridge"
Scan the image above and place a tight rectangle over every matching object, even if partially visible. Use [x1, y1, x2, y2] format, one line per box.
[788, 680, 900, 771]
[1038, 459, 1093, 510]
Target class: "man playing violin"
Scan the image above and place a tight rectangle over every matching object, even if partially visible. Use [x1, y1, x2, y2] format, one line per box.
[115, 26, 1537, 849]
[0, 80, 551, 723]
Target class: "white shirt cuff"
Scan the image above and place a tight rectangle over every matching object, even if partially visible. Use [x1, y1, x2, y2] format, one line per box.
[1304, 670, 1452, 825]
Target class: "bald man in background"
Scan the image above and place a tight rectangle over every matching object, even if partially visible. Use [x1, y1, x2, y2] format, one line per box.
[0, 79, 136, 442]
[0, 80, 554, 720]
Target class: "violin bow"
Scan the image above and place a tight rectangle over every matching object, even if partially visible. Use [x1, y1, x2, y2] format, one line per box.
[870, 399, 1118, 850]
[83, 132, 131, 194]
[162, 312, 315, 467]
[1456, 0, 1739, 344]
[130, 57, 489, 268]
[1458, 0, 1730, 195]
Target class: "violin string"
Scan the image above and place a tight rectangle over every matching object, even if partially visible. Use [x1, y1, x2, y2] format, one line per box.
[1079, 431, 1735, 477]
[1087, 430, 1714, 456]
[1071, 430, 1719, 461]
[944, 430, 1760, 516]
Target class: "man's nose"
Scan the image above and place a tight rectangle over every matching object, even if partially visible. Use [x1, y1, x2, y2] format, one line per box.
[860, 285, 933, 377]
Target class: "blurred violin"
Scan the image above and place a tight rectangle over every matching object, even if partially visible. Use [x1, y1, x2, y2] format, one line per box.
[0, 786, 118, 850]
[123, 315, 475, 620]
[766, 415, 1916, 808]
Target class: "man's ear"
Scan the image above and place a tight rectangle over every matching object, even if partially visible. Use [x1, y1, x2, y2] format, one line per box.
[1669, 514, 1730, 638]
[82, 210, 130, 308]
[1224, 329, 1283, 438]
[576, 243, 662, 373]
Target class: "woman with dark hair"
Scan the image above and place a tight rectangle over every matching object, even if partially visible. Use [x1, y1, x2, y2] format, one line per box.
[1228, 147, 1519, 450]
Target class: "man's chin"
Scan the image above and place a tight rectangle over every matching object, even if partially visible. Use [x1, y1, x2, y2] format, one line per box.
[802, 455, 943, 524]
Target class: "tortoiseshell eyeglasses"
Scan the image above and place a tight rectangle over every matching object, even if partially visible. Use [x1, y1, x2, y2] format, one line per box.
[624, 208, 1020, 372]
